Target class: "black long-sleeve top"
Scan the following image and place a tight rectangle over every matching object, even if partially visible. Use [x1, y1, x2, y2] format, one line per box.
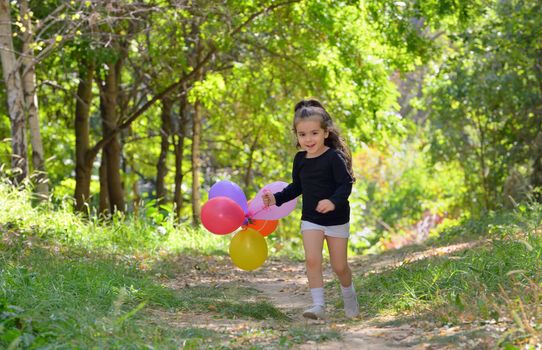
[274, 148, 354, 226]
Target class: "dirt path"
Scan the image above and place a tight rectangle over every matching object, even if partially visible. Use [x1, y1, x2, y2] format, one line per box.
[247, 259, 420, 350]
[160, 241, 494, 349]
[248, 241, 492, 349]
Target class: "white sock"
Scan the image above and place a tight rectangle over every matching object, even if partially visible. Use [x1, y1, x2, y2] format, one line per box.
[310, 287, 325, 306]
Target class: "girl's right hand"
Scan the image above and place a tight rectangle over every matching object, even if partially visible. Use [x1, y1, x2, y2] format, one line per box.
[262, 191, 276, 207]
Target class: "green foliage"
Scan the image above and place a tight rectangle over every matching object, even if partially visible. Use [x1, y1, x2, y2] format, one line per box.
[2, 0, 541, 255]
[349, 140, 465, 251]
[2, 0, 451, 236]
[0, 181, 228, 255]
[366, 0, 487, 63]
[422, 0, 542, 212]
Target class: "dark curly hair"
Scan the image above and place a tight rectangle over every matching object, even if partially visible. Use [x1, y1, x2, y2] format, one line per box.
[293, 99, 355, 182]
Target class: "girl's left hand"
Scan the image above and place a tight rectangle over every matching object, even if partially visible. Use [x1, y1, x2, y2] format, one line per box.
[315, 199, 335, 213]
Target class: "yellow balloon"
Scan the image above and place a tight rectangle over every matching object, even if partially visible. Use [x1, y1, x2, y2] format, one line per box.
[229, 228, 268, 271]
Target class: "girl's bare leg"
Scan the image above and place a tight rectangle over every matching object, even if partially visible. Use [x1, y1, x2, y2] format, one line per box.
[302, 230, 325, 288]
[301, 230, 326, 319]
[326, 236, 351, 287]
[327, 236, 359, 318]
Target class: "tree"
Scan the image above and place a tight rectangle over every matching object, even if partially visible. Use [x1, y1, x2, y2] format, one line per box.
[425, 0, 542, 210]
[0, 0, 83, 192]
[0, 0, 27, 184]
[74, 53, 95, 212]
[19, 0, 48, 198]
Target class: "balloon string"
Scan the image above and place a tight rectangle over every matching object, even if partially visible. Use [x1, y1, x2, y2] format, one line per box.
[248, 205, 271, 218]
[247, 189, 274, 218]
[245, 215, 254, 225]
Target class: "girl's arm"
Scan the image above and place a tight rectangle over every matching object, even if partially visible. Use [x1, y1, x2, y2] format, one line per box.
[273, 152, 303, 206]
[328, 151, 353, 206]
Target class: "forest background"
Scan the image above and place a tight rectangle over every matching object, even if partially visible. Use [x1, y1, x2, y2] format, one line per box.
[3, 0, 541, 250]
[0, 0, 542, 347]
[0, 1, 542, 247]
[0, 0, 542, 349]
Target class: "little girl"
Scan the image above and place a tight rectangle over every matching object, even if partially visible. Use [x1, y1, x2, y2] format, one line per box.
[263, 99, 359, 319]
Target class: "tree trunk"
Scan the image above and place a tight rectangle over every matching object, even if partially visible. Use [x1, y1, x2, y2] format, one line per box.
[532, 132, 542, 201]
[191, 97, 202, 226]
[19, 0, 48, 198]
[473, 114, 491, 211]
[244, 131, 260, 188]
[532, 50, 542, 202]
[156, 98, 173, 205]
[74, 59, 95, 212]
[99, 61, 125, 213]
[173, 87, 188, 219]
[99, 152, 109, 215]
[0, 0, 28, 183]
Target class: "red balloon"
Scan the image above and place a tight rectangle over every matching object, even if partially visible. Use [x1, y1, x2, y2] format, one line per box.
[201, 197, 245, 235]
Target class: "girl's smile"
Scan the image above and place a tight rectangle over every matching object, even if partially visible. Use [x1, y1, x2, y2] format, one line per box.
[295, 119, 329, 158]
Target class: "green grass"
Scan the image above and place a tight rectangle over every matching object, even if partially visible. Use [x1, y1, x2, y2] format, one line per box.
[354, 203, 542, 348]
[0, 181, 230, 256]
[0, 183, 339, 349]
[0, 181, 306, 260]
[4, 181, 542, 348]
[1, 243, 185, 348]
[0, 233, 299, 349]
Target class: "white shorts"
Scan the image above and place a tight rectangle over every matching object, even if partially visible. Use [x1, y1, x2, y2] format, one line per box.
[300, 220, 350, 239]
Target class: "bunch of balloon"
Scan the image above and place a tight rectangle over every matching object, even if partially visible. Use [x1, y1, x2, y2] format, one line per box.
[200, 181, 248, 235]
[201, 180, 297, 271]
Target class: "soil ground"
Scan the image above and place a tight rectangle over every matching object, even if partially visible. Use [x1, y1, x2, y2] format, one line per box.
[158, 241, 501, 349]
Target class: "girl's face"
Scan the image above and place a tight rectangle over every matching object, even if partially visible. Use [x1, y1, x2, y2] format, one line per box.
[295, 118, 329, 158]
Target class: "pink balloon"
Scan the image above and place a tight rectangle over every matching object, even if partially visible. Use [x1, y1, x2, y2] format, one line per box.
[201, 197, 245, 235]
[247, 181, 298, 220]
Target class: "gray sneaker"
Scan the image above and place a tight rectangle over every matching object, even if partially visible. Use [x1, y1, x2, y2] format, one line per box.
[302, 304, 326, 320]
[344, 296, 359, 318]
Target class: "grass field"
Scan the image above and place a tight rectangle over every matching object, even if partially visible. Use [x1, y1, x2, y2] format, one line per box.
[1, 183, 541, 348]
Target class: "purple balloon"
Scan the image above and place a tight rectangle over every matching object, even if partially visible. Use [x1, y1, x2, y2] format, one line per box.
[209, 180, 248, 214]
[247, 181, 298, 220]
